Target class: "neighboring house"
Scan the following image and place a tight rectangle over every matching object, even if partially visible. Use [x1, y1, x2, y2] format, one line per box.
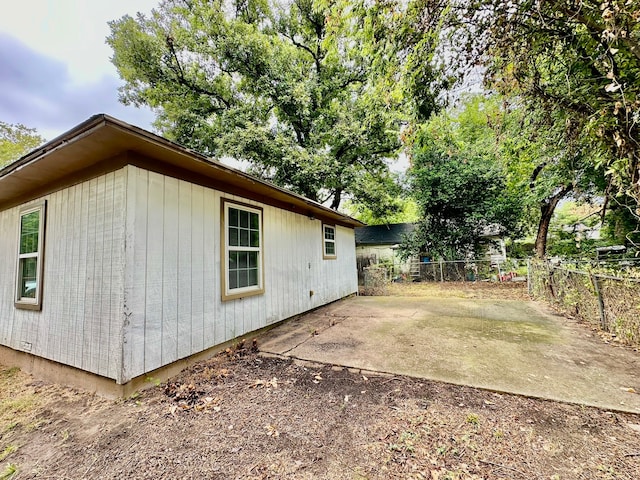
[479, 226, 508, 265]
[355, 223, 507, 280]
[355, 223, 416, 279]
[0, 115, 362, 395]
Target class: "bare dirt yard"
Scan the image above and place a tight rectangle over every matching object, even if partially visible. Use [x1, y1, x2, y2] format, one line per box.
[2, 282, 640, 479]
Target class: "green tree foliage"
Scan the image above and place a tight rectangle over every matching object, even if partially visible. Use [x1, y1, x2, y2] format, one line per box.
[546, 201, 603, 257]
[107, 0, 445, 211]
[404, 96, 522, 260]
[601, 195, 640, 249]
[494, 99, 606, 257]
[343, 172, 420, 225]
[0, 122, 45, 167]
[444, 0, 640, 214]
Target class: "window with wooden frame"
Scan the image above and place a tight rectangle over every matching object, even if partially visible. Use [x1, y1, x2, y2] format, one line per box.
[16, 201, 46, 310]
[323, 224, 337, 259]
[221, 199, 264, 300]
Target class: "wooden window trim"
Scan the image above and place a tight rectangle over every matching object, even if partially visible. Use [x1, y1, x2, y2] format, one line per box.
[220, 198, 265, 301]
[15, 200, 46, 311]
[322, 224, 337, 260]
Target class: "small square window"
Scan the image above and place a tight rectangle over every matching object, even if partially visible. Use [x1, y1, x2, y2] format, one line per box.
[323, 225, 337, 259]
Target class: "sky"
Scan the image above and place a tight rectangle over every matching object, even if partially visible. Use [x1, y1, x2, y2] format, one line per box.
[0, 0, 159, 142]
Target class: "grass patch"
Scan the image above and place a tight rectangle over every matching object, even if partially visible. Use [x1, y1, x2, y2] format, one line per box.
[0, 368, 19, 380]
[0, 463, 17, 480]
[0, 366, 41, 434]
[0, 446, 16, 462]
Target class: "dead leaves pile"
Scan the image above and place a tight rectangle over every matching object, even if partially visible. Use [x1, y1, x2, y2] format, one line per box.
[225, 338, 259, 359]
[249, 377, 279, 389]
[164, 382, 221, 413]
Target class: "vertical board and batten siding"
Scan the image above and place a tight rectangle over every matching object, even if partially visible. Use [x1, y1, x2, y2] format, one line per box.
[1, 163, 357, 385]
[122, 165, 357, 383]
[0, 170, 127, 380]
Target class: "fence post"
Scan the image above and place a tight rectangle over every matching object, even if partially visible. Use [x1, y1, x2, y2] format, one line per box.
[590, 274, 607, 331]
[439, 258, 444, 282]
[527, 258, 532, 295]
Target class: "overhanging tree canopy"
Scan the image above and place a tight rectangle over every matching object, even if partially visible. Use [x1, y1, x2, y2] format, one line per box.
[108, 0, 445, 210]
[0, 121, 45, 167]
[404, 96, 523, 260]
[443, 0, 640, 212]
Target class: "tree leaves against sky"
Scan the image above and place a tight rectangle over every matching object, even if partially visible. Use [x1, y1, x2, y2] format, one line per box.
[0, 121, 45, 167]
[107, 0, 445, 210]
[405, 95, 523, 260]
[443, 0, 640, 212]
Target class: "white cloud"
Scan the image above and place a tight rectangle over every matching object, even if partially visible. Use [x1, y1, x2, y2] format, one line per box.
[0, 0, 158, 139]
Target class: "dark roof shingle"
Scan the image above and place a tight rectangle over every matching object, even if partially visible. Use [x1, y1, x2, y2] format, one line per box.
[355, 223, 416, 245]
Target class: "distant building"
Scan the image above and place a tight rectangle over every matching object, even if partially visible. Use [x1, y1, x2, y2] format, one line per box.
[355, 223, 507, 282]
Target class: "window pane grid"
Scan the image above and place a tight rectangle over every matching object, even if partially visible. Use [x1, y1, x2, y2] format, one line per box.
[20, 211, 40, 254]
[323, 225, 336, 257]
[226, 203, 262, 294]
[17, 205, 43, 305]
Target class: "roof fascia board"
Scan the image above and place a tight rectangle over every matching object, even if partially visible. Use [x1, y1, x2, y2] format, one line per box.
[102, 116, 361, 226]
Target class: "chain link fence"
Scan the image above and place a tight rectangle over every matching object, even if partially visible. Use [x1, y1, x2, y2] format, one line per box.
[358, 257, 525, 287]
[529, 259, 640, 347]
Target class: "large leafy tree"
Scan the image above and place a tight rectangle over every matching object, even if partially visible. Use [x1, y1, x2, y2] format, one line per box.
[0, 121, 45, 167]
[404, 96, 522, 259]
[405, 94, 605, 259]
[107, 0, 444, 210]
[442, 0, 640, 220]
[495, 99, 606, 257]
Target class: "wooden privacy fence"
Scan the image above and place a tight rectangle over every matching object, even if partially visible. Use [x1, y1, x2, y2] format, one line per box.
[529, 260, 640, 347]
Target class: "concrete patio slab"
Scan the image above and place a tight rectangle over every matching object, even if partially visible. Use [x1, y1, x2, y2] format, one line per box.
[259, 296, 640, 413]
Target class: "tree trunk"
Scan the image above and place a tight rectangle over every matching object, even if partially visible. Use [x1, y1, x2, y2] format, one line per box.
[330, 189, 342, 210]
[534, 185, 573, 258]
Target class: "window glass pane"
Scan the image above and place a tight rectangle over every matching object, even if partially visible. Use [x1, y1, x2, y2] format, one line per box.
[239, 229, 249, 246]
[250, 231, 259, 247]
[20, 211, 40, 254]
[229, 227, 239, 246]
[238, 252, 248, 268]
[250, 212, 259, 230]
[240, 210, 249, 228]
[238, 269, 248, 288]
[248, 251, 258, 268]
[248, 268, 258, 286]
[229, 269, 238, 289]
[324, 226, 335, 241]
[325, 241, 335, 255]
[19, 257, 38, 298]
[229, 251, 238, 269]
[229, 208, 239, 227]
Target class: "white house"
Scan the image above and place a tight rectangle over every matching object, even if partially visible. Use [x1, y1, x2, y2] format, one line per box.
[0, 115, 362, 395]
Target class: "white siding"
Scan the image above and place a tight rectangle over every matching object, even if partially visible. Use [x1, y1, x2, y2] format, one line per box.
[122, 166, 358, 382]
[1, 164, 357, 385]
[0, 170, 127, 380]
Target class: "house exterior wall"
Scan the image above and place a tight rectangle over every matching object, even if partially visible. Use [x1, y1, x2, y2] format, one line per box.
[1, 164, 357, 385]
[356, 245, 397, 262]
[121, 165, 357, 383]
[0, 169, 127, 380]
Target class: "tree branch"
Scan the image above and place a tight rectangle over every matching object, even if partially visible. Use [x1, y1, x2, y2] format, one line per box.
[165, 35, 232, 109]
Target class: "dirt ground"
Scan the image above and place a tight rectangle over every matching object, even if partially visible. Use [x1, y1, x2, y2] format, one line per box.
[2, 283, 640, 479]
